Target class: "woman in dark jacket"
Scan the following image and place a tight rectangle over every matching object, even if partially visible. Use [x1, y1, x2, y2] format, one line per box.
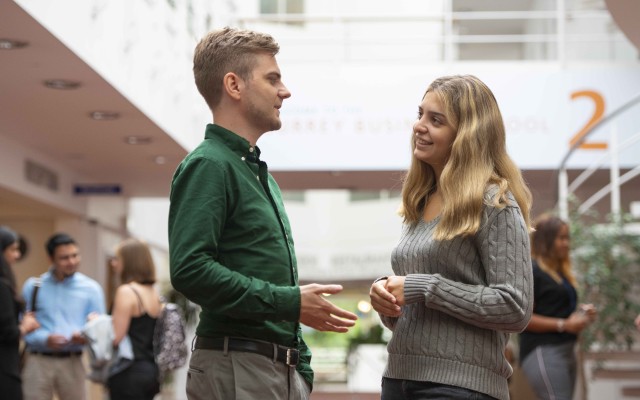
[0, 226, 39, 399]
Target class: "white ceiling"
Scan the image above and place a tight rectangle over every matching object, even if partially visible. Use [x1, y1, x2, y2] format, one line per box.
[605, 0, 640, 50]
[0, 1, 187, 214]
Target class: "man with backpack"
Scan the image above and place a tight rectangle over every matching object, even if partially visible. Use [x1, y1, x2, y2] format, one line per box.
[22, 233, 105, 400]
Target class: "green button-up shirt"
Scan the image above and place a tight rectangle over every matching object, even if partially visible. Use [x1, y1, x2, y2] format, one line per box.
[168, 124, 312, 384]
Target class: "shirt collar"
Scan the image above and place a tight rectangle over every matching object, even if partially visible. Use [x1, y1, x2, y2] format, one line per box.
[204, 124, 261, 163]
[44, 268, 77, 283]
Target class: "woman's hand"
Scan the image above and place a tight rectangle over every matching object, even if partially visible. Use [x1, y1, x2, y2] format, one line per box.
[565, 305, 596, 334]
[578, 303, 597, 323]
[370, 278, 401, 317]
[385, 276, 406, 306]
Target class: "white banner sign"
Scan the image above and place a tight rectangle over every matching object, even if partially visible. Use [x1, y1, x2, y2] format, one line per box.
[260, 65, 640, 171]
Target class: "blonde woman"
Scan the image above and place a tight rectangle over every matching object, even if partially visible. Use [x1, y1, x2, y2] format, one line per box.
[108, 239, 162, 400]
[370, 75, 533, 400]
[520, 215, 596, 400]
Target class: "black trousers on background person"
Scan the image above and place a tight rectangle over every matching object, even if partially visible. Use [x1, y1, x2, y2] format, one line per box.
[108, 360, 160, 400]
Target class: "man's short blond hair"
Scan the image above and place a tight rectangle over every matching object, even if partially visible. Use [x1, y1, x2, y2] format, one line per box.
[193, 27, 280, 110]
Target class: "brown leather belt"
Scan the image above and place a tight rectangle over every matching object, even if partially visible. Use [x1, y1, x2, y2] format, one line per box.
[194, 336, 299, 367]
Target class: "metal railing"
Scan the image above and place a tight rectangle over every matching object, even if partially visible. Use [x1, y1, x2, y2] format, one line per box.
[234, 1, 637, 63]
[557, 93, 640, 219]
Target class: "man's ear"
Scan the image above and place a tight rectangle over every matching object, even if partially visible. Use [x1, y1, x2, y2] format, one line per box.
[223, 72, 244, 100]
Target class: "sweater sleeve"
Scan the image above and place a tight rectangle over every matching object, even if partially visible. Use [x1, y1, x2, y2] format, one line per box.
[403, 204, 533, 333]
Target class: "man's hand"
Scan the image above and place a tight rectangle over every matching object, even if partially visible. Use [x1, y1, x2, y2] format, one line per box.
[70, 331, 86, 345]
[46, 334, 69, 350]
[19, 312, 40, 336]
[299, 284, 358, 333]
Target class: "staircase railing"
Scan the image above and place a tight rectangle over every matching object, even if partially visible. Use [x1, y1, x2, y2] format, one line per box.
[557, 92, 640, 219]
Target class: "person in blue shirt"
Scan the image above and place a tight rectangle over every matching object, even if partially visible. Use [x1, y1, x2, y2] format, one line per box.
[21, 233, 105, 400]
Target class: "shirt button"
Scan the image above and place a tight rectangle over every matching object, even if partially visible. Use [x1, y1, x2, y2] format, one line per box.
[249, 147, 254, 153]
[241, 157, 246, 161]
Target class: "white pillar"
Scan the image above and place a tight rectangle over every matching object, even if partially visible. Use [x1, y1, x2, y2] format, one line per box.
[559, 168, 569, 220]
[610, 123, 621, 216]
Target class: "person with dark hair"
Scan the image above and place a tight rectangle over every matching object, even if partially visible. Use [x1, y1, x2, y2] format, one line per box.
[0, 226, 39, 399]
[369, 75, 534, 400]
[107, 238, 162, 400]
[519, 215, 596, 400]
[21, 233, 105, 400]
[169, 26, 357, 400]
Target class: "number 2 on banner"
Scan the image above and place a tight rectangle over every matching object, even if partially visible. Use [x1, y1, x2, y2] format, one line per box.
[569, 90, 608, 150]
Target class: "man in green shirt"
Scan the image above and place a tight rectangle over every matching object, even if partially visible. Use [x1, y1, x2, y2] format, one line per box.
[168, 27, 358, 400]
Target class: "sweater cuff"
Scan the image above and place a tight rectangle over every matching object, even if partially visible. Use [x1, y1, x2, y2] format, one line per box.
[403, 274, 436, 304]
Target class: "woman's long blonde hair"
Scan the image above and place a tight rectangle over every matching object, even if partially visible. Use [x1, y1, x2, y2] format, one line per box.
[401, 75, 532, 240]
[531, 215, 576, 286]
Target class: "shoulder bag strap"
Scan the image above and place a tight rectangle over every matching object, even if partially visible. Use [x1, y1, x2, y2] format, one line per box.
[30, 278, 41, 312]
[128, 284, 145, 314]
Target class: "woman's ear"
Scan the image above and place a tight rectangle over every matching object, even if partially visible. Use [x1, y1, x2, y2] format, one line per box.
[223, 72, 244, 100]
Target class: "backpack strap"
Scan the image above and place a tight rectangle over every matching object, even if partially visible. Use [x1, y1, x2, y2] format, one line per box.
[30, 278, 41, 312]
[128, 284, 145, 314]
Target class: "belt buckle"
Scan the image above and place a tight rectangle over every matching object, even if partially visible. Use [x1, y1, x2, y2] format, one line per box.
[286, 348, 299, 366]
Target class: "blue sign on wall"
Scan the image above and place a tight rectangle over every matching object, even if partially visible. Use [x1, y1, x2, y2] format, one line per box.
[73, 184, 122, 195]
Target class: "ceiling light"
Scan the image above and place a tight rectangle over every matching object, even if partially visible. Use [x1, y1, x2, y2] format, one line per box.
[124, 136, 153, 145]
[89, 111, 120, 120]
[0, 39, 28, 50]
[44, 79, 81, 90]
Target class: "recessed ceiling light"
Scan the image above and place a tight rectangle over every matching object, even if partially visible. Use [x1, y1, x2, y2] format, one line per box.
[89, 111, 120, 120]
[44, 79, 81, 90]
[0, 39, 28, 50]
[124, 136, 153, 145]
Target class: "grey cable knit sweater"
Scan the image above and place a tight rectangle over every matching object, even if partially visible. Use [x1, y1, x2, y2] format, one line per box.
[380, 189, 533, 400]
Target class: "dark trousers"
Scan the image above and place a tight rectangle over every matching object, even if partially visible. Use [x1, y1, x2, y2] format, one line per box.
[108, 360, 160, 400]
[381, 377, 498, 400]
[0, 372, 22, 400]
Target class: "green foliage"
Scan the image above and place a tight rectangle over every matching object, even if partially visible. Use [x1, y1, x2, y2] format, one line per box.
[347, 324, 385, 353]
[303, 326, 352, 348]
[570, 210, 640, 351]
[302, 295, 388, 351]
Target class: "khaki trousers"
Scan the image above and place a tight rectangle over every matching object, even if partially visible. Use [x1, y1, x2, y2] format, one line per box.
[186, 348, 311, 400]
[22, 353, 86, 400]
